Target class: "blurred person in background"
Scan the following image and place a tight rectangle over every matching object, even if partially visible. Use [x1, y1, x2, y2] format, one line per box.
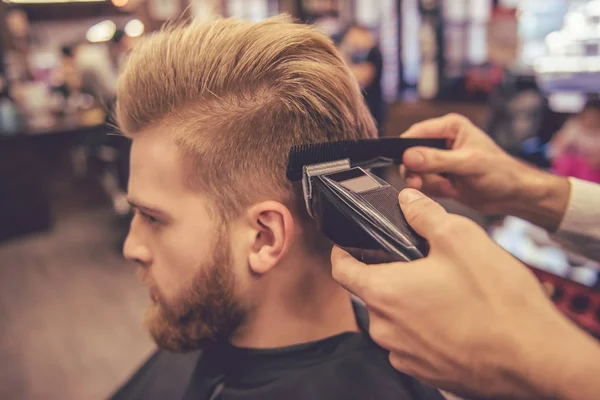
[50, 45, 82, 102]
[73, 32, 134, 211]
[339, 24, 385, 135]
[3, 6, 37, 108]
[112, 16, 443, 400]
[108, 29, 133, 74]
[312, 10, 344, 44]
[550, 97, 600, 184]
[78, 30, 133, 108]
[3, 7, 34, 84]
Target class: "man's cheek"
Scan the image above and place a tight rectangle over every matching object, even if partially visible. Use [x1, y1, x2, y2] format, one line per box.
[151, 264, 184, 302]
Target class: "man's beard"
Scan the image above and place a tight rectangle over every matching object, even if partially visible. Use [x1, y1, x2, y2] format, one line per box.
[140, 226, 247, 352]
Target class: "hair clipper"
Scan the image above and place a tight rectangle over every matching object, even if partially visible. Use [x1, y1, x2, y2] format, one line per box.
[286, 138, 447, 263]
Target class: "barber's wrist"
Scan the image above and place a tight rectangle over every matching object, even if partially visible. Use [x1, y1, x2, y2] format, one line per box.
[555, 329, 600, 400]
[505, 311, 587, 399]
[507, 166, 570, 232]
[524, 321, 600, 400]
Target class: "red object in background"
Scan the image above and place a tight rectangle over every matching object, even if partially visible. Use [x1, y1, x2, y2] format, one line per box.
[465, 64, 505, 94]
[530, 267, 600, 340]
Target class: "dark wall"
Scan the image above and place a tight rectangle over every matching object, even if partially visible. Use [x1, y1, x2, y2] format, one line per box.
[16, 2, 128, 22]
[0, 3, 7, 76]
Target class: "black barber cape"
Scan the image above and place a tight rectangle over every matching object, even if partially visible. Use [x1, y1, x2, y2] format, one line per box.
[111, 303, 444, 400]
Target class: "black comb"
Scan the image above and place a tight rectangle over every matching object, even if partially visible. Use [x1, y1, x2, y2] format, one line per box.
[286, 138, 447, 181]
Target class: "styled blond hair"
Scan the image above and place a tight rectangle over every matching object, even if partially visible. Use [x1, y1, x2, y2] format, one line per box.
[117, 15, 376, 221]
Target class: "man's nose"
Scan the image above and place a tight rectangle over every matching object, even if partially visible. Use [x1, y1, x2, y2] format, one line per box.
[123, 228, 152, 266]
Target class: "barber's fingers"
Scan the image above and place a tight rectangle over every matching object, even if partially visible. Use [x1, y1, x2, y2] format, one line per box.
[403, 147, 475, 175]
[401, 113, 470, 140]
[331, 246, 382, 300]
[398, 189, 449, 239]
[400, 165, 423, 189]
[404, 172, 423, 190]
[405, 173, 460, 199]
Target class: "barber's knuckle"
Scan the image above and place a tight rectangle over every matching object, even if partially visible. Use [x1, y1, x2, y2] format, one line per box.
[465, 148, 485, 164]
[331, 258, 347, 278]
[331, 260, 344, 279]
[357, 277, 376, 298]
[370, 322, 393, 349]
[333, 268, 363, 297]
[377, 282, 399, 306]
[429, 227, 447, 244]
[369, 321, 385, 341]
[429, 220, 453, 241]
[454, 214, 480, 229]
[445, 113, 469, 125]
[388, 353, 403, 370]
[445, 112, 461, 120]
[406, 121, 424, 135]
[364, 274, 387, 302]
[426, 150, 441, 165]
[449, 216, 481, 240]
[430, 216, 469, 242]
[342, 271, 369, 295]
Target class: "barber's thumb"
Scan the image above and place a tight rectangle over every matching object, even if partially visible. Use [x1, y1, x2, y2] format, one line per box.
[398, 189, 448, 238]
[331, 246, 375, 300]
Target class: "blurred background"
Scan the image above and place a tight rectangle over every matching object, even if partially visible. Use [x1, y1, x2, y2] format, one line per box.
[1, 0, 600, 398]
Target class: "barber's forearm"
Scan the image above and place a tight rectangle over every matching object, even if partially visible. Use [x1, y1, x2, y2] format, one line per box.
[505, 167, 570, 232]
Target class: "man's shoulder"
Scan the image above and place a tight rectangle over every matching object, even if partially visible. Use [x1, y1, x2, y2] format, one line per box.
[109, 349, 201, 400]
[329, 334, 444, 400]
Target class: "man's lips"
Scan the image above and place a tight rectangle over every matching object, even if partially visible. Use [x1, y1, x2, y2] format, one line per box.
[149, 286, 159, 303]
[138, 267, 159, 303]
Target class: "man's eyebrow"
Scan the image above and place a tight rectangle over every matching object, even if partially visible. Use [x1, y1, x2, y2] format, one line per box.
[127, 197, 171, 218]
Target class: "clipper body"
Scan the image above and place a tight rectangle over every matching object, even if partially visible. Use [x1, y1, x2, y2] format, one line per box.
[287, 138, 446, 263]
[304, 162, 427, 262]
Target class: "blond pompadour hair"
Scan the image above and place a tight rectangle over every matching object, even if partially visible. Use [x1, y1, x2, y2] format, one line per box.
[117, 15, 377, 221]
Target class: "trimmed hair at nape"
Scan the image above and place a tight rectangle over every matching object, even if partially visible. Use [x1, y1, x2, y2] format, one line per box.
[116, 15, 377, 222]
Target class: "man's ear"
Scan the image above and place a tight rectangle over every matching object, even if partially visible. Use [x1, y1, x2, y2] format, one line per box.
[246, 201, 295, 275]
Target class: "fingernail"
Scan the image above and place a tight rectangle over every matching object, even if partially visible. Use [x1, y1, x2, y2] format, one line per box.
[404, 150, 424, 167]
[399, 189, 423, 204]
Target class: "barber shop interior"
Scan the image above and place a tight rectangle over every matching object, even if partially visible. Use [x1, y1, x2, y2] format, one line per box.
[1, 0, 600, 399]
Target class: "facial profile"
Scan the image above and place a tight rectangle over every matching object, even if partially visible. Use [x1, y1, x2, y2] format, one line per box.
[123, 127, 249, 352]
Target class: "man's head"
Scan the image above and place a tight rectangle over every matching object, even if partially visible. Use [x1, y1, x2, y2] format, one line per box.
[118, 16, 376, 351]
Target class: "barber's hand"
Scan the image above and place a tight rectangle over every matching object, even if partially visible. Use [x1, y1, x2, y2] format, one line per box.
[401, 114, 570, 231]
[331, 189, 598, 400]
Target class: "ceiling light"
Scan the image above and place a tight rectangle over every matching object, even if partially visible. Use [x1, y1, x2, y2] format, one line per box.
[124, 19, 144, 37]
[3, 0, 104, 3]
[86, 20, 116, 43]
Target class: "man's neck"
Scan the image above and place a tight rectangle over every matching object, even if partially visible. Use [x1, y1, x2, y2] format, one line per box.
[230, 255, 360, 349]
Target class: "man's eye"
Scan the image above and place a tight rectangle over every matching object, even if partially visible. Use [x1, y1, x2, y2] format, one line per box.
[137, 210, 161, 225]
[145, 214, 159, 224]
